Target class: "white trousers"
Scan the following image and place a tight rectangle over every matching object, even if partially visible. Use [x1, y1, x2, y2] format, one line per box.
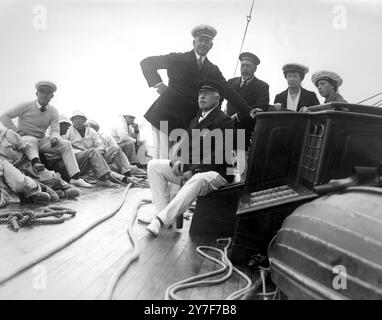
[151, 125, 170, 159]
[147, 159, 228, 226]
[23, 136, 80, 178]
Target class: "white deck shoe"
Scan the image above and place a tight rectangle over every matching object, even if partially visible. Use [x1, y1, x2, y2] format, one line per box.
[69, 178, 92, 188]
[146, 218, 161, 236]
[138, 216, 154, 224]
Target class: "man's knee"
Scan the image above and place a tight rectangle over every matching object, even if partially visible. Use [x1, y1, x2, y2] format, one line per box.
[105, 146, 120, 157]
[90, 148, 103, 159]
[187, 173, 209, 188]
[147, 159, 167, 175]
[56, 138, 72, 150]
[147, 159, 160, 172]
[22, 135, 38, 145]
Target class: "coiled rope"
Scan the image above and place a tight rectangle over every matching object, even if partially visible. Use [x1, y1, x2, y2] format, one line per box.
[165, 238, 253, 300]
[0, 183, 132, 286]
[0, 207, 76, 232]
[102, 198, 152, 300]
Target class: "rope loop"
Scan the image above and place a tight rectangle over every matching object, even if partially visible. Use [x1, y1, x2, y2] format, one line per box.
[0, 206, 77, 231]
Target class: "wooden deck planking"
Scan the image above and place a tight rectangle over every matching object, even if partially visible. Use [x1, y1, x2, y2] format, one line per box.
[0, 186, 254, 300]
[0, 187, 150, 299]
[115, 229, 187, 299]
[151, 234, 205, 300]
[0, 185, 129, 285]
[31, 189, 151, 299]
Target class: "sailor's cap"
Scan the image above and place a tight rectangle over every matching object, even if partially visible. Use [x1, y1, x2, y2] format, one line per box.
[282, 63, 309, 75]
[59, 114, 71, 125]
[197, 79, 224, 96]
[70, 110, 87, 121]
[191, 24, 217, 40]
[86, 119, 100, 130]
[239, 52, 260, 65]
[311, 70, 343, 87]
[122, 114, 136, 119]
[35, 81, 57, 92]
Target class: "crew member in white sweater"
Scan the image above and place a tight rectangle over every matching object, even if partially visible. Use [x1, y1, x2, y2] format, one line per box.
[0, 81, 91, 188]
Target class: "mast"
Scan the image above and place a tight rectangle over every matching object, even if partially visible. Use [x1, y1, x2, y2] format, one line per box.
[233, 0, 256, 77]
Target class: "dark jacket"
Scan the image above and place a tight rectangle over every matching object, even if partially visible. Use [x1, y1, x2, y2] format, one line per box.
[226, 76, 270, 116]
[226, 76, 270, 150]
[274, 87, 320, 111]
[176, 107, 235, 183]
[325, 92, 347, 103]
[141, 50, 250, 133]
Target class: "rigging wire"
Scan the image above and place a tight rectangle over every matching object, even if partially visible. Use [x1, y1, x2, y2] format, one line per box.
[356, 91, 382, 104]
[233, 0, 256, 77]
[372, 98, 382, 107]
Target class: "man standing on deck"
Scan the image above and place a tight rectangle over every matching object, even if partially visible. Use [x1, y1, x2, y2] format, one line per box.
[226, 52, 270, 150]
[145, 80, 235, 236]
[140, 25, 252, 159]
[0, 81, 91, 188]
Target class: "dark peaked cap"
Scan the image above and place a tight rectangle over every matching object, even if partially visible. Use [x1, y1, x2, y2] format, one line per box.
[239, 52, 260, 65]
[197, 79, 225, 97]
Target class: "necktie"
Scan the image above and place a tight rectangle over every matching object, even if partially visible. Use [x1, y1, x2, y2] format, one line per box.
[197, 56, 203, 70]
[40, 106, 47, 112]
[241, 80, 248, 88]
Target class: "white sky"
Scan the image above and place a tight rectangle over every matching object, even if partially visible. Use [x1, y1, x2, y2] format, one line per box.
[0, 0, 381, 142]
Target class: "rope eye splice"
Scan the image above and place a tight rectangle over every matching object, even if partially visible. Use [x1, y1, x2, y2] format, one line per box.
[0, 206, 77, 232]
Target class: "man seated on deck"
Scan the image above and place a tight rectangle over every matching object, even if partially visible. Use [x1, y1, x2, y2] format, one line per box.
[0, 123, 80, 200]
[111, 114, 140, 165]
[43, 115, 123, 187]
[0, 158, 54, 206]
[86, 119, 146, 177]
[146, 79, 235, 236]
[63, 111, 134, 183]
[0, 81, 91, 188]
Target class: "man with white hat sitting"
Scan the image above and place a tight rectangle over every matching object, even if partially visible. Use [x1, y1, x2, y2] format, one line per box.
[64, 110, 133, 181]
[110, 114, 144, 165]
[44, 115, 123, 186]
[0, 81, 91, 188]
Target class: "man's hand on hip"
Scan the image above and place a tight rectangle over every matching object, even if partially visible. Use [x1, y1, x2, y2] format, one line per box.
[155, 83, 168, 95]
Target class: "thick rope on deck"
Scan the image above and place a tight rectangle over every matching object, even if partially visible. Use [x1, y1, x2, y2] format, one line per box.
[102, 198, 152, 300]
[0, 183, 132, 286]
[164, 238, 253, 300]
[0, 207, 76, 232]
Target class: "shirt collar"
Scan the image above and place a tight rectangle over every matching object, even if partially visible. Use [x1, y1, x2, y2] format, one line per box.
[288, 87, 301, 96]
[35, 100, 49, 110]
[201, 106, 217, 118]
[194, 51, 206, 63]
[240, 76, 255, 86]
